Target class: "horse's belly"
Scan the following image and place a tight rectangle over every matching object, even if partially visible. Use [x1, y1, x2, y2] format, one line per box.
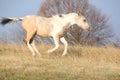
[36, 22, 53, 37]
[37, 30, 51, 37]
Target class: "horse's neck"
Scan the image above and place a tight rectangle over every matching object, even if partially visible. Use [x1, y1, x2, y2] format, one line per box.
[60, 17, 73, 30]
[63, 16, 74, 25]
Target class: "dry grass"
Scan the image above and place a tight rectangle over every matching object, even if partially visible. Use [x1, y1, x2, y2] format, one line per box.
[0, 44, 120, 80]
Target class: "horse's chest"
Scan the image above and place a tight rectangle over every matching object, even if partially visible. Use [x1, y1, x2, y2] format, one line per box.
[56, 23, 70, 37]
[57, 28, 67, 37]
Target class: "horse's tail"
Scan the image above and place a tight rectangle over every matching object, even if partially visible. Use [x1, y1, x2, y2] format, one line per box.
[0, 17, 23, 25]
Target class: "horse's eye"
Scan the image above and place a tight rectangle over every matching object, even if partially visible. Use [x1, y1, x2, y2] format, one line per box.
[59, 14, 62, 17]
[83, 19, 86, 22]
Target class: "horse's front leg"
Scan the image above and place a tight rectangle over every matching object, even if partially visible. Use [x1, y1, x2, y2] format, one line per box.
[60, 37, 68, 56]
[47, 36, 60, 53]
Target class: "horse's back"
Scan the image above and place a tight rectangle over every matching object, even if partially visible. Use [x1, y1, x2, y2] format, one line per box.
[22, 15, 53, 37]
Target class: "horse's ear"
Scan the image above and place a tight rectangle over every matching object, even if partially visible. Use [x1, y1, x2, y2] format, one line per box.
[59, 14, 63, 17]
[78, 13, 81, 16]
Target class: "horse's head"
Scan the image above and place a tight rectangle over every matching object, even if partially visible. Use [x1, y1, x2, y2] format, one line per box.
[70, 13, 90, 31]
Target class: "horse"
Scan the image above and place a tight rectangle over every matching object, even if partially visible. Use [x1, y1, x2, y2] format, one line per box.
[0, 13, 90, 57]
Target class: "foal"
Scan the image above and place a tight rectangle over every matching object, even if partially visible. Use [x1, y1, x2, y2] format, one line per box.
[1, 13, 90, 56]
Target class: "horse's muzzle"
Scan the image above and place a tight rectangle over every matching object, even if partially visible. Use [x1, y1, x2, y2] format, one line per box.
[87, 27, 90, 31]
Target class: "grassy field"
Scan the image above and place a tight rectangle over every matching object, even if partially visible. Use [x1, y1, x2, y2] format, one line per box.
[0, 44, 120, 80]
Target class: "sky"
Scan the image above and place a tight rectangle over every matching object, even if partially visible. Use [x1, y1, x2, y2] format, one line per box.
[0, 0, 120, 37]
[89, 0, 120, 37]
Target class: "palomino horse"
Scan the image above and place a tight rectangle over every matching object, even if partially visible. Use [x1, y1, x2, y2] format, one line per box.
[1, 13, 90, 57]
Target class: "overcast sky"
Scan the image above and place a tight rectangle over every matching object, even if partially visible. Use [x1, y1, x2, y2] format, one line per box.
[0, 0, 120, 37]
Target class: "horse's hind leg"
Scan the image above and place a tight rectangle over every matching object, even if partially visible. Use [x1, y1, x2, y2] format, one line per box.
[31, 39, 41, 56]
[26, 38, 36, 56]
[24, 32, 36, 56]
[47, 36, 60, 53]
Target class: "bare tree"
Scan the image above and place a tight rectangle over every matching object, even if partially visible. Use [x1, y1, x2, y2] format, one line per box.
[38, 0, 113, 46]
[80, 5, 113, 46]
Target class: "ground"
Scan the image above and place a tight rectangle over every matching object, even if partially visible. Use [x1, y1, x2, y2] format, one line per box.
[0, 44, 120, 80]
